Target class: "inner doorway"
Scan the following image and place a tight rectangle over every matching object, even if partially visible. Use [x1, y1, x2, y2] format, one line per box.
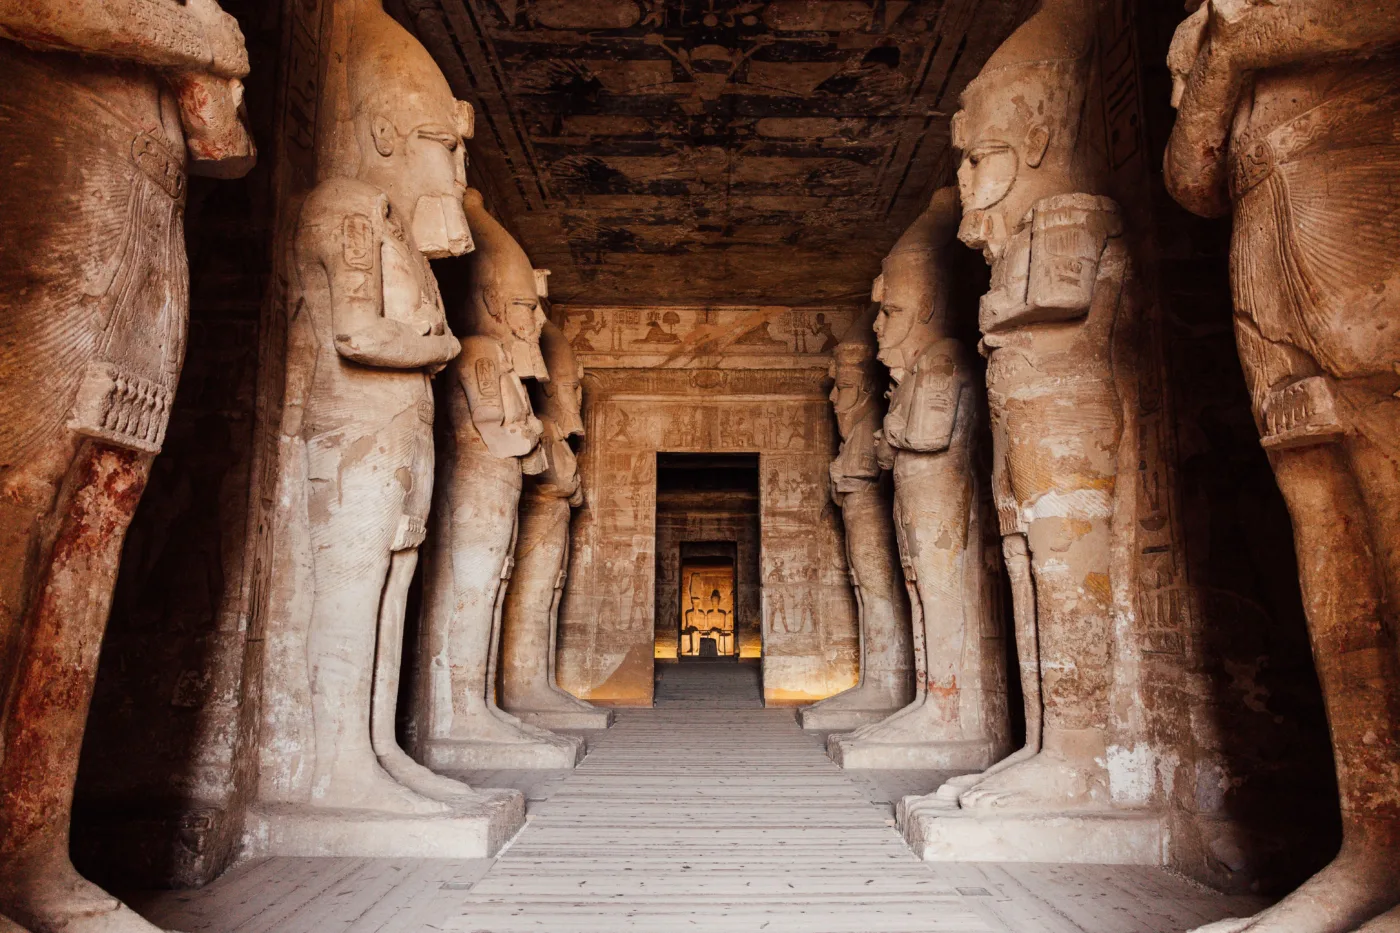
[679, 550, 737, 659]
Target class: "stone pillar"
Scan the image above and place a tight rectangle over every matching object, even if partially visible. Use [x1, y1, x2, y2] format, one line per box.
[1166, 1, 1400, 929]
[799, 307, 914, 731]
[245, 0, 522, 859]
[0, 3, 254, 929]
[898, 0, 1167, 865]
[827, 190, 1009, 770]
[412, 191, 584, 771]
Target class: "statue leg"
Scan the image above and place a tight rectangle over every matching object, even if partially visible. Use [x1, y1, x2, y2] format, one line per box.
[304, 424, 447, 816]
[1191, 414, 1400, 933]
[0, 441, 170, 933]
[1357, 907, 1400, 932]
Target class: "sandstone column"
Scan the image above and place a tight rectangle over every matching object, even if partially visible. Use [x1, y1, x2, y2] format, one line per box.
[899, 0, 1165, 864]
[1167, 1, 1400, 929]
[799, 307, 914, 731]
[828, 189, 1009, 770]
[0, 3, 254, 929]
[246, 0, 522, 859]
[500, 320, 614, 730]
[414, 190, 584, 770]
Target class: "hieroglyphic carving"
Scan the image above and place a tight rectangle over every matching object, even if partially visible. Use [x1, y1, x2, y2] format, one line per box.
[0, 1, 254, 928]
[1167, 1, 1400, 928]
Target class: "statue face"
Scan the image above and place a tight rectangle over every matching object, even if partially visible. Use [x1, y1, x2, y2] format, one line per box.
[403, 116, 472, 259]
[551, 374, 585, 438]
[505, 297, 549, 380]
[953, 113, 1026, 261]
[873, 263, 930, 381]
[829, 356, 871, 438]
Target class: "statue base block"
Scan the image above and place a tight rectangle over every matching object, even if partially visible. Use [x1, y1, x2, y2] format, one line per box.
[243, 788, 524, 858]
[899, 803, 1167, 864]
[514, 707, 615, 730]
[420, 735, 586, 770]
[797, 706, 893, 731]
[827, 735, 994, 770]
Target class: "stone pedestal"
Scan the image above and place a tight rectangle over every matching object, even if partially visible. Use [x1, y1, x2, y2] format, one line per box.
[898, 801, 1167, 864]
[797, 706, 888, 731]
[420, 734, 586, 771]
[514, 707, 614, 731]
[243, 788, 524, 858]
[827, 734, 994, 770]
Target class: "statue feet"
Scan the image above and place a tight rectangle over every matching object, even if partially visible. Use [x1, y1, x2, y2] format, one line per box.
[315, 762, 453, 816]
[1, 857, 173, 933]
[1186, 841, 1400, 933]
[905, 743, 1043, 816]
[842, 695, 929, 742]
[957, 749, 1106, 812]
[376, 745, 484, 805]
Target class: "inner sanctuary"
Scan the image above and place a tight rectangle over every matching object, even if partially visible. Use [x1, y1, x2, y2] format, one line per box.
[3, 0, 1399, 931]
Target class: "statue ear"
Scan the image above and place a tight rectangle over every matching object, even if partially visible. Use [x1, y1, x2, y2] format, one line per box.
[372, 116, 396, 157]
[1024, 123, 1050, 168]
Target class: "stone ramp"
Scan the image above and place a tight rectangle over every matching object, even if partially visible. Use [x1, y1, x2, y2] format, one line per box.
[653, 660, 764, 708]
[453, 708, 999, 932]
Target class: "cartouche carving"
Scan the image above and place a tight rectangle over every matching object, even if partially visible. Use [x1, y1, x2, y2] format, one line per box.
[499, 320, 614, 731]
[1168, 1, 1400, 929]
[414, 191, 583, 770]
[827, 189, 1009, 770]
[798, 306, 914, 731]
[0, 1, 253, 929]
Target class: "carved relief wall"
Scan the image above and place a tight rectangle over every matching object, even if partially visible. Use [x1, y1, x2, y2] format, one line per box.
[555, 305, 859, 706]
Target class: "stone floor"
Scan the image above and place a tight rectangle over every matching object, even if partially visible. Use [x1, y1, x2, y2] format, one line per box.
[129, 667, 1267, 932]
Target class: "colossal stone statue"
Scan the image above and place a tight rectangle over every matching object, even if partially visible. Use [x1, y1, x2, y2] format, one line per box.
[248, 0, 522, 859]
[827, 189, 1009, 770]
[414, 191, 584, 770]
[798, 307, 914, 731]
[0, 2, 254, 929]
[499, 319, 614, 730]
[1167, 1, 1400, 930]
[899, 0, 1161, 864]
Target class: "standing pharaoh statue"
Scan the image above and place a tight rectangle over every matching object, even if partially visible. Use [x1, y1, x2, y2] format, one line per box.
[828, 189, 1009, 770]
[250, 0, 523, 859]
[798, 307, 914, 731]
[414, 191, 584, 770]
[499, 319, 614, 730]
[900, 0, 1155, 862]
[0, 3, 254, 930]
[1167, 2, 1400, 930]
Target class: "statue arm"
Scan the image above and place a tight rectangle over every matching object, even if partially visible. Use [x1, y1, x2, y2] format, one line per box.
[458, 337, 542, 459]
[1166, 0, 1400, 218]
[0, 0, 250, 77]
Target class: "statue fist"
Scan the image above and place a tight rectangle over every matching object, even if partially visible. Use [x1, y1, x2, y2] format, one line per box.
[188, 0, 250, 78]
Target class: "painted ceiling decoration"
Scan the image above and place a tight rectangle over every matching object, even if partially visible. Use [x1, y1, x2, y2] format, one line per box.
[399, 0, 1033, 305]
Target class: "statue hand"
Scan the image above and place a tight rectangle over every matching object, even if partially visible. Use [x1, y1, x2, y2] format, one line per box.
[187, 0, 250, 78]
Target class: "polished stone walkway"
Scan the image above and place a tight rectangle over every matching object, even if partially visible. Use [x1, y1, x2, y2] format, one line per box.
[133, 668, 1265, 933]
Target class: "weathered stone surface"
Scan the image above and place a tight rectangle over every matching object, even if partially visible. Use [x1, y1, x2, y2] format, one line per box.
[827, 189, 1009, 769]
[249, 0, 523, 857]
[412, 190, 584, 771]
[1167, 0, 1400, 928]
[499, 320, 614, 731]
[0, 1, 254, 928]
[799, 305, 914, 731]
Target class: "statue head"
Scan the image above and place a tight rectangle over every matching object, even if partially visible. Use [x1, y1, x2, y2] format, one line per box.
[533, 319, 585, 438]
[343, 0, 475, 258]
[951, 0, 1101, 262]
[461, 188, 549, 379]
[872, 188, 961, 382]
[828, 305, 882, 439]
[710, 589, 722, 609]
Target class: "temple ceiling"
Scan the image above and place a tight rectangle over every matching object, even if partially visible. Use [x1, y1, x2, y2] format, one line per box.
[402, 0, 1033, 306]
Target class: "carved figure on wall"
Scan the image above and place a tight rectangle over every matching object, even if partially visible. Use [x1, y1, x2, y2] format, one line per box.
[499, 320, 613, 731]
[1167, 2, 1400, 930]
[415, 190, 583, 771]
[799, 306, 915, 731]
[253, 0, 524, 858]
[0, 2, 255, 929]
[902, 0, 1147, 853]
[827, 189, 1009, 771]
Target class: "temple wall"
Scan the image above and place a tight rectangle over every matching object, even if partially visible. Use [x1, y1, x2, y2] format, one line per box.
[555, 306, 860, 706]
